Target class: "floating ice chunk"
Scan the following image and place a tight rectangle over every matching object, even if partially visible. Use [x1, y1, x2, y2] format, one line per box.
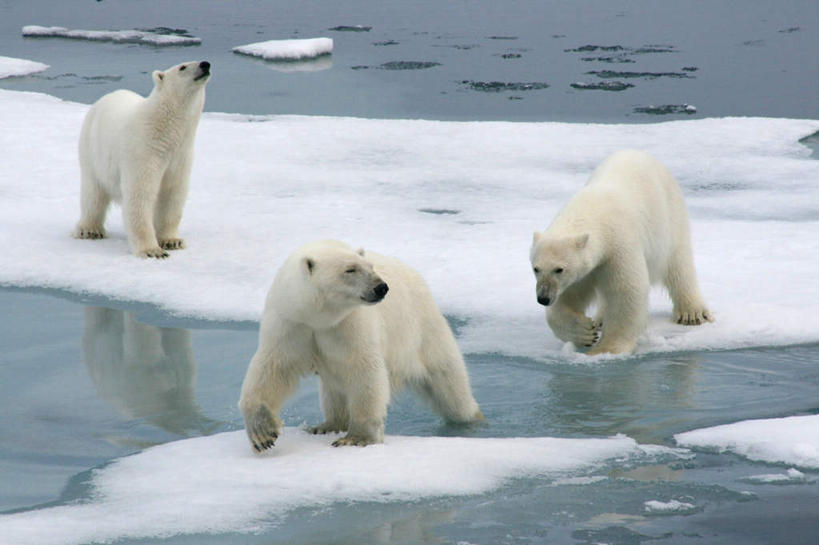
[0, 429, 641, 545]
[0, 90, 818, 359]
[0, 55, 48, 79]
[233, 37, 333, 61]
[741, 468, 811, 484]
[21, 25, 201, 45]
[643, 499, 698, 515]
[675, 415, 819, 468]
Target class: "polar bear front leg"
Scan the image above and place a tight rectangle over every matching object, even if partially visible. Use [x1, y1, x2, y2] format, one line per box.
[331, 360, 389, 447]
[587, 260, 648, 355]
[546, 282, 601, 348]
[238, 350, 299, 452]
[122, 168, 168, 258]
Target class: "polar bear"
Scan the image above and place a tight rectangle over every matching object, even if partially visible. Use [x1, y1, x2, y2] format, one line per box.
[74, 60, 211, 258]
[530, 149, 712, 355]
[239, 240, 483, 450]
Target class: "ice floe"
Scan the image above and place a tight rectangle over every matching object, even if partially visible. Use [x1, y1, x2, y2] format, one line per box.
[675, 415, 819, 469]
[233, 37, 333, 61]
[22, 25, 201, 45]
[0, 90, 817, 360]
[0, 55, 48, 79]
[0, 429, 642, 545]
[643, 499, 699, 515]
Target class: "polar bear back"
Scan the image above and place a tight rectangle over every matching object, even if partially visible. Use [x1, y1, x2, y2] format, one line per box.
[79, 89, 144, 195]
[552, 149, 691, 282]
[357, 250, 459, 383]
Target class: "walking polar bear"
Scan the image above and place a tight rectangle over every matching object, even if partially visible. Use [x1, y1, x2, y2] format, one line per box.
[530, 149, 712, 355]
[74, 60, 211, 258]
[239, 240, 483, 451]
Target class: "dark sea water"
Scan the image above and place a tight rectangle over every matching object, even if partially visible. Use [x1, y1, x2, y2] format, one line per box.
[1, 1, 818, 544]
[1, 0, 818, 121]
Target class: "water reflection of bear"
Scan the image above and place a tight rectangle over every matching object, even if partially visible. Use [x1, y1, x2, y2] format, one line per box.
[83, 307, 217, 436]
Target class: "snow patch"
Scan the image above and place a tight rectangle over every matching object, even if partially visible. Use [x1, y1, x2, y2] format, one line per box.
[643, 499, 699, 515]
[741, 468, 811, 485]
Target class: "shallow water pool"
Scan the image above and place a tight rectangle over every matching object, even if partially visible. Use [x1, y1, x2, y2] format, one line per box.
[2, 287, 817, 544]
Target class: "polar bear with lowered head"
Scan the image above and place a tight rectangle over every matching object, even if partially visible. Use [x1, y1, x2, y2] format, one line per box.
[239, 240, 483, 450]
[530, 149, 712, 355]
[74, 60, 211, 258]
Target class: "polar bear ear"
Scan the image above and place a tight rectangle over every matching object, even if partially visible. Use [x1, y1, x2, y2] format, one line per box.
[356, 247, 365, 257]
[575, 233, 589, 249]
[532, 231, 542, 245]
[152, 70, 165, 86]
[303, 257, 315, 275]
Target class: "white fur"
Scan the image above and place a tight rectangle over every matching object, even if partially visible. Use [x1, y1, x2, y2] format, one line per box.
[239, 239, 483, 450]
[530, 149, 712, 355]
[74, 61, 210, 258]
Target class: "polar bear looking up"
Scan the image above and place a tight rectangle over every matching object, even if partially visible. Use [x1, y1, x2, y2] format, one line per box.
[239, 240, 483, 450]
[74, 60, 211, 258]
[530, 149, 712, 355]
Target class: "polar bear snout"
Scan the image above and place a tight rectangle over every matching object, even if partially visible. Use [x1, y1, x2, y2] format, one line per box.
[363, 281, 389, 304]
[537, 294, 552, 306]
[194, 61, 211, 81]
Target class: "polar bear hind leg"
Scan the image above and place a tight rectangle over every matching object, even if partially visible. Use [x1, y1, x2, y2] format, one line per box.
[74, 172, 110, 239]
[308, 380, 350, 435]
[414, 339, 483, 424]
[155, 160, 191, 250]
[664, 243, 713, 325]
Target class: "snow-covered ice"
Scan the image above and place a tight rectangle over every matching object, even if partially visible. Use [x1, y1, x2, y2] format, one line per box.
[675, 415, 819, 469]
[0, 429, 643, 545]
[0, 89, 817, 360]
[643, 499, 699, 515]
[0, 55, 48, 79]
[22, 25, 201, 45]
[233, 37, 333, 61]
[741, 468, 811, 485]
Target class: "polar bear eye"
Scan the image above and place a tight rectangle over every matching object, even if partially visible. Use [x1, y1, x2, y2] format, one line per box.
[533, 267, 541, 274]
[553, 267, 564, 274]
[179, 65, 187, 71]
[345, 267, 357, 274]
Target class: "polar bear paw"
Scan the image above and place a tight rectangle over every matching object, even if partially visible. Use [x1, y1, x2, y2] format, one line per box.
[139, 246, 170, 259]
[159, 238, 185, 251]
[308, 421, 346, 435]
[245, 405, 281, 452]
[332, 434, 377, 447]
[74, 226, 106, 239]
[674, 306, 713, 326]
[571, 316, 602, 347]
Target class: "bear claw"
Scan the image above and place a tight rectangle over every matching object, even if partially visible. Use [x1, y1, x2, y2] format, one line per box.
[332, 435, 375, 447]
[245, 405, 281, 452]
[159, 238, 185, 250]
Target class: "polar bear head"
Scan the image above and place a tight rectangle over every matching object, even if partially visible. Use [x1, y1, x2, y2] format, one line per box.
[530, 231, 590, 306]
[151, 60, 211, 106]
[272, 240, 389, 328]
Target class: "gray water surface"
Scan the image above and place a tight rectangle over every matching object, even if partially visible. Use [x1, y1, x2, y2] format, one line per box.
[1, 0, 817, 121]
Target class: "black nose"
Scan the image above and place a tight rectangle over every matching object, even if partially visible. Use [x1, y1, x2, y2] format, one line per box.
[199, 61, 210, 71]
[374, 282, 389, 299]
[537, 295, 551, 306]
